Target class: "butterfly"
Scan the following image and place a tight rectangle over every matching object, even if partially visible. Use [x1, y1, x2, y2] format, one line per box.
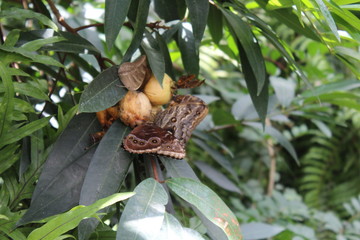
[123, 95, 208, 159]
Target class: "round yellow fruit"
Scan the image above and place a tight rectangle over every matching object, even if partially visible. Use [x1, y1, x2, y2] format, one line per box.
[119, 91, 152, 128]
[143, 73, 174, 106]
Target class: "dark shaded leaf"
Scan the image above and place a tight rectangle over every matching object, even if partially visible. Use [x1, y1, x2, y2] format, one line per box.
[177, 22, 199, 75]
[116, 178, 168, 239]
[78, 121, 132, 240]
[156, 32, 175, 80]
[208, 4, 223, 44]
[167, 178, 242, 240]
[44, 31, 100, 55]
[154, 0, 179, 22]
[78, 65, 126, 113]
[105, 0, 132, 49]
[141, 31, 165, 84]
[185, 0, 209, 48]
[122, 0, 151, 63]
[239, 42, 269, 127]
[17, 113, 101, 226]
[222, 8, 266, 94]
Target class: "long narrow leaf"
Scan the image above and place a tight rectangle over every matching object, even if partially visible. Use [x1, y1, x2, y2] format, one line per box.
[27, 192, 135, 240]
[105, 0, 132, 49]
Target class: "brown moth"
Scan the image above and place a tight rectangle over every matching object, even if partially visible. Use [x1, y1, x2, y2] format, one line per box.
[176, 74, 205, 89]
[123, 123, 186, 159]
[123, 95, 208, 159]
[118, 55, 151, 91]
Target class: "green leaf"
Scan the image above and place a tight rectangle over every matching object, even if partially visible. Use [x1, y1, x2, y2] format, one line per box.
[177, 22, 199, 75]
[4, 29, 21, 47]
[0, 45, 63, 67]
[208, 4, 223, 44]
[11, 82, 49, 100]
[27, 192, 135, 240]
[238, 41, 269, 127]
[0, 8, 58, 30]
[105, 0, 132, 49]
[78, 65, 126, 113]
[0, 144, 20, 175]
[222, 8, 266, 94]
[185, 0, 209, 48]
[167, 178, 242, 240]
[78, 121, 132, 240]
[0, 117, 50, 148]
[122, 0, 151, 62]
[141, 31, 165, 84]
[17, 114, 101, 226]
[335, 46, 360, 60]
[301, 79, 360, 97]
[21, 36, 66, 51]
[0, 63, 14, 138]
[56, 105, 78, 136]
[313, 0, 340, 41]
[116, 178, 168, 239]
[327, 0, 360, 32]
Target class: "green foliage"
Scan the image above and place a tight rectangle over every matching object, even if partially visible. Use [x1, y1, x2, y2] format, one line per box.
[0, 0, 359, 239]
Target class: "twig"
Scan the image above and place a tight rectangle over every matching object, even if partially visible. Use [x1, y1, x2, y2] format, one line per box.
[74, 23, 103, 32]
[46, 0, 76, 33]
[266, 118, 276, 196]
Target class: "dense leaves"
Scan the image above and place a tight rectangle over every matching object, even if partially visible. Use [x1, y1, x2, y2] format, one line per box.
[0, 0, 359, 240]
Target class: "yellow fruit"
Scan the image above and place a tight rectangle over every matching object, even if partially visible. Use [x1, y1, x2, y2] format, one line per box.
[143, 73, 174, 106]
[119, 91, 153, 128]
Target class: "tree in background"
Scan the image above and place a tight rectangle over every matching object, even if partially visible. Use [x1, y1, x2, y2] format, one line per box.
[0, 0, 360, 239]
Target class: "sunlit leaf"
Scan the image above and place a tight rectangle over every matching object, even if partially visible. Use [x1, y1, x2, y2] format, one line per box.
[116, 178, 168, 239]
[167, 178, 242, 240]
